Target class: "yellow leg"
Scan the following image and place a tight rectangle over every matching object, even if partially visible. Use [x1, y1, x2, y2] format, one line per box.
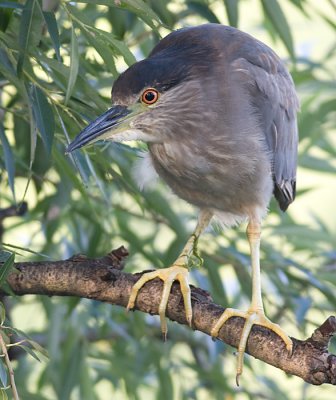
[127, 210, 213, 340]
[211, 220, 293, 385]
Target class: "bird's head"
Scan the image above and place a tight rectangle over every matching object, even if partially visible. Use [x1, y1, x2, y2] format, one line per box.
[66, 27, 218, 153]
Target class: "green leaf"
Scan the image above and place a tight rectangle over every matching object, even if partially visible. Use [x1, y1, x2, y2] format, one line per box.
[18, 344, 41, 362]
[37, 52, 106, 110]
[0, 252, 12, 263]
[60, 340, 83, 399]
[17, 0, 36, 76]
[300, 154, 336, 174]
[118, 0, 163, 26]
[28, 120, 37, 174]
[261, 0, 294, 58]
[0, 303, 5, 325]
[89, 27, 136, 66]
[0, 47, 20, 88]
[0, 359, 7, 389]
[0, 252, 15, 288]
[42, 11, 61, 61]
[0, 388, 8, 400]
[79, 27, 118, 75]
[65, 24, 79, 105]
[224, 0, 239, 27]
[67, 5, 136, 67]
[74, 0, 162, 31]
[1, 243, 49, 258]
[0, 124, 16, 201]
[293, 296, 312, 324]
[0, 1, 21, 31]
[29, 85, 55, 155]
[206, 258, 229, 305]
[79, 348, 97, 400]
[187, 1, 220, 24]
[0, 2, 23, 8]
[26, 339, 49, 359]
[156, 360, 173, 400]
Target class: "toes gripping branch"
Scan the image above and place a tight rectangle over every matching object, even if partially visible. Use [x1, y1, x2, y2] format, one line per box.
[127, 265, 192, 340]
[126, 210, 213, 339]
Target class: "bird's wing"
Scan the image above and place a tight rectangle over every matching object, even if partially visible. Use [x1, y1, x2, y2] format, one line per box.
[232, 53, 299, 211]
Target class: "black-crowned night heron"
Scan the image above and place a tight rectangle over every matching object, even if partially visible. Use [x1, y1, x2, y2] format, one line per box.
[67, 24, 299, 382]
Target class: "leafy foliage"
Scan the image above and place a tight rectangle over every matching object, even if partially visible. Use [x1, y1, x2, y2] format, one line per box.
[0, 0, 335, 399]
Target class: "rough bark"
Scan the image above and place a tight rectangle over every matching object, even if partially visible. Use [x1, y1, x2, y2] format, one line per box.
[2, 247, 336, 385]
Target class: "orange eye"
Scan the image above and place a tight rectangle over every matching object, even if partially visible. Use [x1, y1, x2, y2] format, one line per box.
[141, 88, 159, 105]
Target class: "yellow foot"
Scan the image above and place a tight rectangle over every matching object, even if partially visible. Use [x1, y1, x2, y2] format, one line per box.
[126, 265, 192, 340]
[210, 308, 293, 386]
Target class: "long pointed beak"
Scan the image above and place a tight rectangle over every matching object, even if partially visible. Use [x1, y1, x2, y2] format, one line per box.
[66, 105, 131, 153]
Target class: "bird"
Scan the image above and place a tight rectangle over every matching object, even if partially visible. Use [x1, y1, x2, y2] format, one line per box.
[67, 23, 299, 383]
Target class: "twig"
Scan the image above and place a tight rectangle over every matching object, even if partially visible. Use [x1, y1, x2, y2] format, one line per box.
[1, 247, 336, 385]
[0, 330, 20, 400]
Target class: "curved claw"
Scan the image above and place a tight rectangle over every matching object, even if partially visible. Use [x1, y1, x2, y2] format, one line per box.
[127, 265, 192, 338]
[211, 307, 293, 385]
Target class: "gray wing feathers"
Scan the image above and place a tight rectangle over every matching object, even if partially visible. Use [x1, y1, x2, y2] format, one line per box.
[232, 53, 299, 211]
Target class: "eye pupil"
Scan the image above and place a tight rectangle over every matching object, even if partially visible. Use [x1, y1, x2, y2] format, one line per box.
[145, 91, 155, 102]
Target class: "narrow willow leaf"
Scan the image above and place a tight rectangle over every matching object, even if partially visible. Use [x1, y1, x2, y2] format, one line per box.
[299, 154, 336, 173]
[60, 341, 82, 399]
[0, 2, 23, 8]
[0, 252, 15, 287]
[65, 25, 79, 105]
[79, 358, 96, 399]
[3, 326, 32, 340]
[27, 339, 49, 358]
[0, 124, 16, 201]
[18, 344, 41, 362]
[56, 108, 90, 187]
[121, 0, 162, 31]
[288, 0, 307, 11]
[224, 0, 239, 27]
[157, 363, 174, 400]
[37, 53, 106, 109]
[0, 47, 21, 88]
[75, 0, 162, 30]
[1, 242, 50, 258]
[121, 0, 161, 22]
[80, 27, 118, 75]
[0, 251, 12, 263]
[0, 388, 8, 400]
[89, 27, 136, 66]
[17, 0, 35, 76]
[67, 5, 136, 67]
[29, 85, 55, 154]
[0, 0, 22, 32]
[23, 83, 37, 174]
[42, 11, 61, 61]
[0, 302, 5, 325]
[187, 2, 220, 24]
[261, 0, 294, 58]
[319, 13, 336, 30]
[294, 296, 312, 324]
[0, 359, 7, 388]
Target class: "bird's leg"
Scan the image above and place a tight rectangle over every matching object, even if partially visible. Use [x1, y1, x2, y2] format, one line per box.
[211, 220, 293, 385]
[176, 216, 206, 269]
[127, 210, 213, 340]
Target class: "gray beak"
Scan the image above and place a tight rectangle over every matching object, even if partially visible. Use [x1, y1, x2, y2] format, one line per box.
[66, 105, 131, 153]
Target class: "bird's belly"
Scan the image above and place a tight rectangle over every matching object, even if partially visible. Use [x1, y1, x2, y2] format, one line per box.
[149, 144, 273, 219]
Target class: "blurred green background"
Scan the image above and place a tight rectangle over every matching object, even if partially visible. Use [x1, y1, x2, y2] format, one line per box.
[0, 0, 335, 399]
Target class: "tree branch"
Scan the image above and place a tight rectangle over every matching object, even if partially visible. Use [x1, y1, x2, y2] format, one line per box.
[2, 247, 336, 385]
[0, 203, 28, 221]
